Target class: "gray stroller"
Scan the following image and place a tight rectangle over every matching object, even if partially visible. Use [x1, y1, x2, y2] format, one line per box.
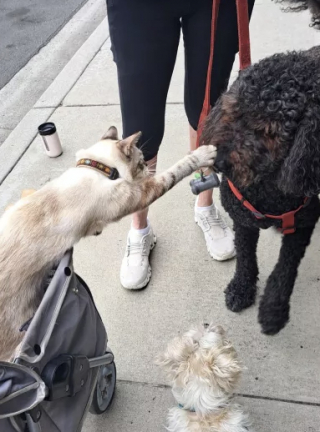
[0, 250, 116, 432]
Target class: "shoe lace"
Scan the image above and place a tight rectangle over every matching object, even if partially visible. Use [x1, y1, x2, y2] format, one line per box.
[127, 237, 148, 256]
[204, 211, 228, 230]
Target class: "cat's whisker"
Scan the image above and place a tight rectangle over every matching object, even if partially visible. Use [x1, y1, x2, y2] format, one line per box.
[148, 162, 157, 171]
[138, 138, 151, 154]
[147, 163, 157, 176]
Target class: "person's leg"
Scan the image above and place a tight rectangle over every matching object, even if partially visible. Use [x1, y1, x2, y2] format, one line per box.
[184, 0, 255, 129]
[189, 126, 213, 207]
[182, 0, 255, 261]
[132, 155, 157, 229]
[107, 0, 180, 288]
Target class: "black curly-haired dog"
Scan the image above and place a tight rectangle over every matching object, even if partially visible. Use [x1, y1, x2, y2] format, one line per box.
[201, 45, 320, 335]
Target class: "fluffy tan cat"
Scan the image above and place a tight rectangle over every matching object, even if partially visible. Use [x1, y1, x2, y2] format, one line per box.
[0, 126, 216, 361]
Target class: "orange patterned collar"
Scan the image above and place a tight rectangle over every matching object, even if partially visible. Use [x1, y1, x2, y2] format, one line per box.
[76, 158, 119, 180]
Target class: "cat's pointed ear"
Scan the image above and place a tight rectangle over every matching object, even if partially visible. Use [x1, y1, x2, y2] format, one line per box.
[117, 132, 142, 157]
[101, 126, 119, 141]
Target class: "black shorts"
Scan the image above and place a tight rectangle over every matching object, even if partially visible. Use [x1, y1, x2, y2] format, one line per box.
[107, 0, 255, 161]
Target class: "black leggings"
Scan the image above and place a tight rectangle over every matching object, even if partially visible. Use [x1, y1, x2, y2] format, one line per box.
[107, 0, 255, 161]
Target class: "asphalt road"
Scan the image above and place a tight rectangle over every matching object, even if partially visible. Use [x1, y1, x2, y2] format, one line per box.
[0, 0, 89, 90]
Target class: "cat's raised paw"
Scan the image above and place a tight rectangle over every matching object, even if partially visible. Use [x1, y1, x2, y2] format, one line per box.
[192, 145, 217, 169]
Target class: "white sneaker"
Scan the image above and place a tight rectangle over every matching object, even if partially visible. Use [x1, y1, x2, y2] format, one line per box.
[195, 202, 236, 261]
[120, 226, 156, 289]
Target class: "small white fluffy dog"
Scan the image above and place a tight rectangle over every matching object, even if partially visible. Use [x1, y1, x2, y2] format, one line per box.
[156, 324, 254, 432]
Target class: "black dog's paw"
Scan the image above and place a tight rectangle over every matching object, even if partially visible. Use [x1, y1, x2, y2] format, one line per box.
[258, 298, 290, 335]
[225, 279, 256, 312]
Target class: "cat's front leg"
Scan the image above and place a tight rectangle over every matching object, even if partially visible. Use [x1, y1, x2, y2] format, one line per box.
[117, 145, 217, 217]
[85, 220, 104, 237]
[143, 144, 217, 194]
[171, 145, 217, 184]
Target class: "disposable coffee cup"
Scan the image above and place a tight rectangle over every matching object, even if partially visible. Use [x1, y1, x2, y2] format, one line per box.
[38, 122, 63, 158]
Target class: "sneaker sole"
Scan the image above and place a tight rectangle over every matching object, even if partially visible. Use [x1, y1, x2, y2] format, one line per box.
[195, 219, 236, 262]
[207, 248, 236, 262]
[121, 235, 157, 290]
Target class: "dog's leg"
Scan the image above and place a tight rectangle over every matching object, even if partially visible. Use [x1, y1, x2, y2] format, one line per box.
[225, 223, 259, 312]
[259, 226, 315, 335]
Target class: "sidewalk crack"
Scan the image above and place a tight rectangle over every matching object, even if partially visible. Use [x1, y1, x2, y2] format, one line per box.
[117, 379, 320, 407]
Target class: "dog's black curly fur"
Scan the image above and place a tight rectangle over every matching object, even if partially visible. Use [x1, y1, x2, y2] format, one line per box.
[201, 46, 320, 335]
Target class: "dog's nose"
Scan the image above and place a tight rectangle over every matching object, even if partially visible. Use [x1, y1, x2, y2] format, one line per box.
[213, 159, 227, 172]
[206, 324, 225, 335]
[214, 325, 225, 335]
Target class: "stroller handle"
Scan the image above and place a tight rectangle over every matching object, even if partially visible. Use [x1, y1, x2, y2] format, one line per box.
[89, 351, 114, 369]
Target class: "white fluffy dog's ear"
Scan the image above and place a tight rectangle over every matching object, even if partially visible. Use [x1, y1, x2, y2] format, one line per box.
[208, 342, 242, 393]
[155, 336, 197, 378]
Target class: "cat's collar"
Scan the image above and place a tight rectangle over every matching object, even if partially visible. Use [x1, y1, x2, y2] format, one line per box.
[76, 158, 119, 180]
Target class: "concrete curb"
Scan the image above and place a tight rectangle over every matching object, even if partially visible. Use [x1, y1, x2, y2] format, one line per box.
[0, 17, 109, 185]
[35, 17, 109, 108]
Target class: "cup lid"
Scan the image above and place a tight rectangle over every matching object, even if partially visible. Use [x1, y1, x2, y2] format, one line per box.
[38, 122, 56, 136]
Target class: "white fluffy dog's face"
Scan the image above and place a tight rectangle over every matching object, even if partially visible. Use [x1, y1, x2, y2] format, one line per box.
[156, 324, 242, 415]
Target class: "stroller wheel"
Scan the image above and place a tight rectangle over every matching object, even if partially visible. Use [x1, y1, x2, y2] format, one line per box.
[90, 361, 116, 414]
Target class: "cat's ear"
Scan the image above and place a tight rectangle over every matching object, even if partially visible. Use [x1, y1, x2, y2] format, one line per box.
[101, 126, 119, 141]
[117, 132, 142, 158]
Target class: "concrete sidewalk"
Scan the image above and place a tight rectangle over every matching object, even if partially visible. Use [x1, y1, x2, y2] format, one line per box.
[1, 2, 320, 431]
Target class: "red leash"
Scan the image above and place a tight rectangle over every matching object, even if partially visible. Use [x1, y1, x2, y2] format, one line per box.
[236, 0, 252, 70]
[196, 0, 251, 147]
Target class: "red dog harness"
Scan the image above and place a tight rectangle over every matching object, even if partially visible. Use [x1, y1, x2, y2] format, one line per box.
[228, 180, 311, 234]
